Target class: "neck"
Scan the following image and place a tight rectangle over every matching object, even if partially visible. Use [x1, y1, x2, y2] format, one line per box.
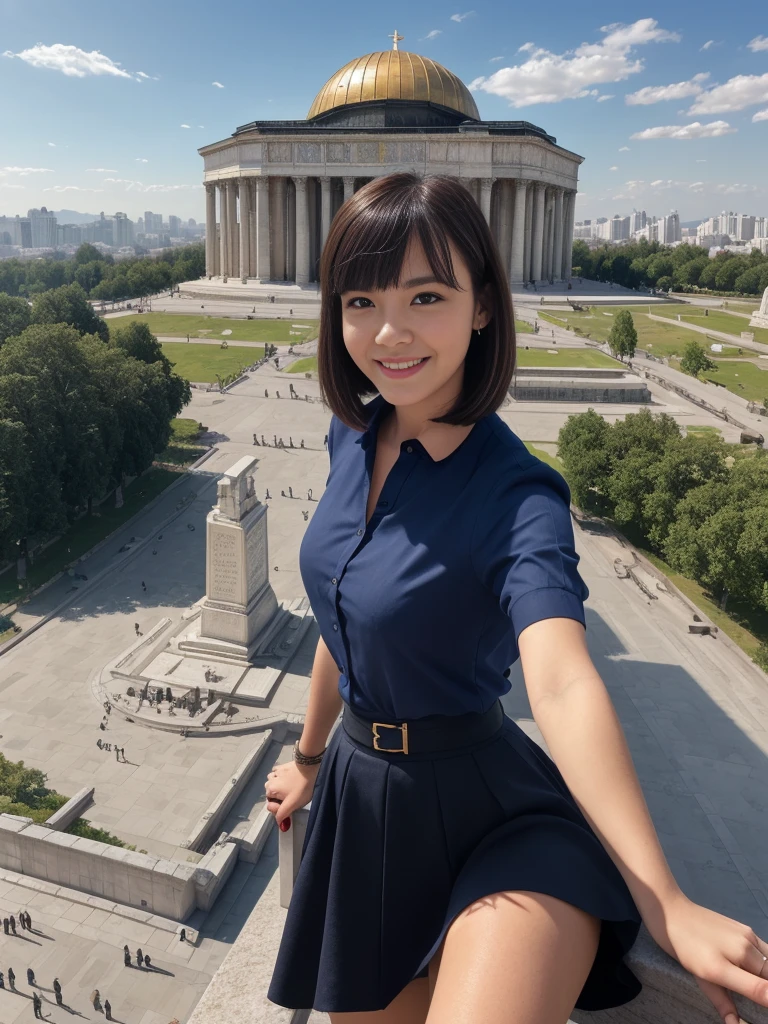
[384, 370, 464, 444]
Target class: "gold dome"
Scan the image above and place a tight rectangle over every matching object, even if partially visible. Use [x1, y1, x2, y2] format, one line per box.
[306, 50, 480, 122]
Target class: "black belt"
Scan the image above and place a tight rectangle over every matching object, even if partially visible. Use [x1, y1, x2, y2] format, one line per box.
[341, 699, 504, 755]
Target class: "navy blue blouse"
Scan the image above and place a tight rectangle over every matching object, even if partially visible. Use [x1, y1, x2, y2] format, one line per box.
[299, 393, 589, 721]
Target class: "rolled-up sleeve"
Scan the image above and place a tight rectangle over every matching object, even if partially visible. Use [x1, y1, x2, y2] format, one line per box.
[471, 463, 589, 641]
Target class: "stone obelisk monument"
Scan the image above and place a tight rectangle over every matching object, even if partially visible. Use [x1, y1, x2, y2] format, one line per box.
[179, 456, 279, 662]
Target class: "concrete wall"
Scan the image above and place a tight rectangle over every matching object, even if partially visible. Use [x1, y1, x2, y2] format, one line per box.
[511, 382, 650, 402]
[0, 814, 200, 920]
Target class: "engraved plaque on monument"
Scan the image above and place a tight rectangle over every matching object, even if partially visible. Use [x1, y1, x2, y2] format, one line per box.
[181, 456, 279, 661]
[749, 286, 768, 330]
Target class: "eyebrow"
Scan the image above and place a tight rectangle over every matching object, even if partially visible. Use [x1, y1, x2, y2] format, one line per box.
[401, 276, 443, 288]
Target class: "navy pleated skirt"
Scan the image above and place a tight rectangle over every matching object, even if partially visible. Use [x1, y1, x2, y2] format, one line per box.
[267, 703, 642, 1014]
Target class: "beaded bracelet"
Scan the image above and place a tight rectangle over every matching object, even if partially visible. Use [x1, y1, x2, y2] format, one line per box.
[293, 739, 326, 766]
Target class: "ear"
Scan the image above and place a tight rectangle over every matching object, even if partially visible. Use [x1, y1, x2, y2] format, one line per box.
[474, 283, 494, 330]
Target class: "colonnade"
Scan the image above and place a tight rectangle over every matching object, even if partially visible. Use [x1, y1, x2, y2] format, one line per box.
[204, 176, 577, 286]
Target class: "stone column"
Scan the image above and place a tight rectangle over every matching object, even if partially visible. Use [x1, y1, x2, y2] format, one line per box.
[553, 188, 564, 282]
[479, 178, 494, 226]
[273, 177, 286, 281]
[545, 189, 556, 281]
[292, 176, 310, 286]
[228, 181, 239, 279]
[531, 183, 546, 283]
[205, 184, 216, 278]
[524, 186, 534, 283]
[320, 176, 332, 248]
[510, 179, 527, 284]
[255, 176, 270, 281]
[219, 182, 229, 280]
[239, 178, 251, 281]
[562, 190, 576, 280]
[342, 176, 355, 203]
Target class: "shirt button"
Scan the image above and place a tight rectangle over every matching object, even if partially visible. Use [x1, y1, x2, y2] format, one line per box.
[332, 624, 338, 631]
[406, 445, 413, 453]
[357, 528, 363, 536]
[331, 577, 337, 585]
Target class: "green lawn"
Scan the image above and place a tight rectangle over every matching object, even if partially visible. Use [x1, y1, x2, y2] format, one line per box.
[0, 469, 181, 607]
[669, 357, 768, 404]
[515, 319, 534, 334]
[651, 306, 768, 346]
[161, 342, 261, 382]
[286, 356, 317, 374]
[110, 313, 318, 343]
[515, 348, 620, 369]
[155, 418, 209, 467]
[538, 306, 750, 360]
[524, 443, 564, 475]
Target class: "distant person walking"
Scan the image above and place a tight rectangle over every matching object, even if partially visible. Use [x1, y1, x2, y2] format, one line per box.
[123, 945, 131, 967]
[136, 948, 144, 968]
[9, 915, 16, 935]
[2, 918, 8, 934]
[104, 998, 113, 1020]
[32, 991, 43, 1019]
[27, 967, 36, 985]
[23, 912, 32, 930]
[91, 988, 102, 1011]
[53, 978, 62, 1005]
[7, 967, 15, 989]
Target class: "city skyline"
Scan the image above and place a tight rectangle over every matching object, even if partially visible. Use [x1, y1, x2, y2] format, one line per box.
[1, 0, 766, 222]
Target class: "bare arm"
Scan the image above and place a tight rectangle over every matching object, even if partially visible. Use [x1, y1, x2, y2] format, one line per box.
[518, 617, 680, 927]
[298, 634, 343, 758]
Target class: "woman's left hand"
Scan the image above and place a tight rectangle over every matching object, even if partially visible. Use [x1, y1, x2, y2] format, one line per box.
[646, 891, 768, 1024]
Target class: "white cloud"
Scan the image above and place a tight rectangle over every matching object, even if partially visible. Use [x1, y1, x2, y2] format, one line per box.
[619, 145, 630, 151]
[212, 81, 224, 88]
[747, 36, 768, 52]
[423, 30, 442, 39]
[701, 40, 715, 51]
[609, 165, 618, 170]
[715, 182, 757, 194]
[688, 73, 768, 114]
[42, 185, 104, 193]
[450, 11, 475, 22]
[180, 124, 191, 128]
[197, 125, 205, 128]
[689, 181, 705, 188]
[102, 177, 201, 194]
[2, 166, 54, 175]
[631, 120, 736, 139]
[47, 142, 56, 147]
[625, 72, 710, 105]
[2, 43, 137, 79]
[489, 55, 505, 62]
[753, 108, 768, 122]
[468, 18, 680, 108]
[696, 159, 707, 162]
[597, 94, 614, 102]
[85, 167, 117, 172]
[0, 183, 25, 189]
[135, 158, 148, 163]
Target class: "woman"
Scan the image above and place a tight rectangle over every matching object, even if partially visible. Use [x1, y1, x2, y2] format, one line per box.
[265, 173, 767, 1023]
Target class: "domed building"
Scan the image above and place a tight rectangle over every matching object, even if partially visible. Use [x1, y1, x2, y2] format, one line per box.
[199, 36, 582, 289]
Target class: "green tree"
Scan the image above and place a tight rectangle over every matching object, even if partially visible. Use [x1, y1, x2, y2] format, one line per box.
[74, 242, 108, 266]
[556, 409, 612, 514]
[30, 282, 109, 342]
[0, 294, 32, 346]
[680, 339, 717, 379]
[607, 309, 638, 361]
[109, 320, 191, 418]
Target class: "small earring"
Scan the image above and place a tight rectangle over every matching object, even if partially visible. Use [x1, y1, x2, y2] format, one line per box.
[475, 328, 481, 337]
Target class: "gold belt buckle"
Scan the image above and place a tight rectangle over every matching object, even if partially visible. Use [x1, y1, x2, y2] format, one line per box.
[372, 721, 409, 754]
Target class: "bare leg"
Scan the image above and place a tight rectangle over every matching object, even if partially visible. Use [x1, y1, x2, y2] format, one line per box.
[426, 890, 601, 1024]
[329, 977, 430, 1024]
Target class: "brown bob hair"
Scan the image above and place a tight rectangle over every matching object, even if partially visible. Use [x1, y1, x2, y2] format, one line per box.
[317, 172, 516, 431]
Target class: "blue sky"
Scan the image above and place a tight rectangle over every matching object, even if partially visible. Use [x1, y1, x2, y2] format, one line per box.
[1, 0, 766, 224]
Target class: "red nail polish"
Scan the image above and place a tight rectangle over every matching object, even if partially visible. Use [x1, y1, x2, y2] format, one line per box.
[279, 817, 291, 831]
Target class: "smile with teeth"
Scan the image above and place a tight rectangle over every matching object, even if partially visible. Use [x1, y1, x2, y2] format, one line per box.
[377, 358, 427, 369]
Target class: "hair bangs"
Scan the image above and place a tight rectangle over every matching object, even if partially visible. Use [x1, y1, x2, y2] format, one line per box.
[329, 191, 462, 298]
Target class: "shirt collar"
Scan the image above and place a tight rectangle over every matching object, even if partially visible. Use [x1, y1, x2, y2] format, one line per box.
[355, 393, 492, 464]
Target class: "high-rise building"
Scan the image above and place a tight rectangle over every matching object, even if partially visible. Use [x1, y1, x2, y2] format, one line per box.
[169, 215, 182, 236]
[114, 212, 134, 247]
[660, 211, 681, 244]
[27, 206, 57, 247]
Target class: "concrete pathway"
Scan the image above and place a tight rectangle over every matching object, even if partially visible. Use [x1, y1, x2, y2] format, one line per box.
[648, 313, 768, 356]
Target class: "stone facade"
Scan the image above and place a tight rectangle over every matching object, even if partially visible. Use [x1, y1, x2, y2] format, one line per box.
[199, 121, 581, 289]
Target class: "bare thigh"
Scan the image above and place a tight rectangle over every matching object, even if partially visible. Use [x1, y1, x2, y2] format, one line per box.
[329, 977, 430, 1024]
[425, 890, 601, 1024]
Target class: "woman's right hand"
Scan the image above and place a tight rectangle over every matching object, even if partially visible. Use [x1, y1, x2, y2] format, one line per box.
[265, 757, 321, 827]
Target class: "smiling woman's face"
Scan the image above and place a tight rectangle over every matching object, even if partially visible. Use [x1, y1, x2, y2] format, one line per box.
[339, 234, 490, 414]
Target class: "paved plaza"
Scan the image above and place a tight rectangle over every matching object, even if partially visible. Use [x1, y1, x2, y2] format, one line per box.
[1, 327, 767, 1021]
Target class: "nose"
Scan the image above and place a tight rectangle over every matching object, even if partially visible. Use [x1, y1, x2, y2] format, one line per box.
[374, 321, 412, 348]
